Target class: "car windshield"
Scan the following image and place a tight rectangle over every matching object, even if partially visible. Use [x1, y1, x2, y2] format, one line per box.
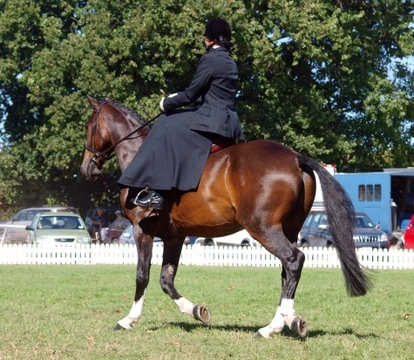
[37, 216, 84, 230]
[354, 214, 375, 228]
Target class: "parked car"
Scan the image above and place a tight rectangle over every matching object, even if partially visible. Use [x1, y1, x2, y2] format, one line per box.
[102, 217, 131, 243]
[26, 212, 91, 245]
[2, 206, 79, 244]
[402, 215, 414, 250]
[194, 229, 259, 247]
[298, 208, 389, 248]
[119, 225, 135, 245]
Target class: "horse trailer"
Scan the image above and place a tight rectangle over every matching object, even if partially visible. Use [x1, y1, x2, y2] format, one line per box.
[334, 168, 414, 235]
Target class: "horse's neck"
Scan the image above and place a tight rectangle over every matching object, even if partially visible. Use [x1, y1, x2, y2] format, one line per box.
[109, 105, 150, 173]
[115, 131, 146, 173]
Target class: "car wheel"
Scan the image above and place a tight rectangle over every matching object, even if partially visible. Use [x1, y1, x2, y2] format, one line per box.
[112, 238, 120, 244]
[300, 241, 309, 248]
[204, 239, 214, 246]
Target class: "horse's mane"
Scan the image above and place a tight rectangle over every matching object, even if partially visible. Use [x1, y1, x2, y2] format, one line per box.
[104, 98, 149, 127]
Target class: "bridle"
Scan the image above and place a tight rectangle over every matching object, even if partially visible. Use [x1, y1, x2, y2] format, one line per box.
[85, 100, 162, 170]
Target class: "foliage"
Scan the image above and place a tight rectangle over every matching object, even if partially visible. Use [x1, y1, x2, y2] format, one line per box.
[0, 265, 413, 359]
[0, 0, 413, 213]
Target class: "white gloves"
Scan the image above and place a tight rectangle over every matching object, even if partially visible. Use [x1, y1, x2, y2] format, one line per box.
[159, 93, 178, 112]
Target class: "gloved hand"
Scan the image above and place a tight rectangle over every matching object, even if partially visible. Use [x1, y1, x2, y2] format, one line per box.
[159, 97, 165, 112]
[159, 93, 178, 112]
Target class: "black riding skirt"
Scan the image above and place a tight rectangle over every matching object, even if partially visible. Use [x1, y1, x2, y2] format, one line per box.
[118, 109, 212, 191]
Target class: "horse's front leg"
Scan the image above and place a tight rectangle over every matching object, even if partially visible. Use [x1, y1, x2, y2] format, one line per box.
[257, 230, 307, 338]
[115, 228, 153, 330]
[160, 238, 211, 324]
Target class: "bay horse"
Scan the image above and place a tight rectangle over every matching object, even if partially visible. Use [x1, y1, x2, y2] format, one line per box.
[80, 96, 370, 338]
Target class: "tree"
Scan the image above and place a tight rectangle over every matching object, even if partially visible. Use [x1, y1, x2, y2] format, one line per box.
[0, 0, 413, 215]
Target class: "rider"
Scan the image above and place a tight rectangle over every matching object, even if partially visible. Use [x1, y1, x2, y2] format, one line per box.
[118, 18, 244, 210]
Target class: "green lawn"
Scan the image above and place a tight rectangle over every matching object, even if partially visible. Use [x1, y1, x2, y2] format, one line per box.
[0, 265, 412, 360]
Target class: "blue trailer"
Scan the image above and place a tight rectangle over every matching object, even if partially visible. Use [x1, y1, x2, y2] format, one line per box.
[334, 169, 414, 235]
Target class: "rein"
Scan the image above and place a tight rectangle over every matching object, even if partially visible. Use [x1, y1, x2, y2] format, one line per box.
[85, 101, 163, 169]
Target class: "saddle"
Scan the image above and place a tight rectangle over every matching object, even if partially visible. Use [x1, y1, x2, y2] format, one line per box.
[210, 138, 236, 153]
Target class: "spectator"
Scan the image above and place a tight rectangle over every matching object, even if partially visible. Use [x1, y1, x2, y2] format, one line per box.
[113, 210, 125, 221]
[91, 208, 109, 242]
[109, 210, 130, 230]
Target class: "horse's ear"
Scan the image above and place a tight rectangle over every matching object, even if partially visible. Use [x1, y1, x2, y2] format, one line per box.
[87, 95, 99, 110]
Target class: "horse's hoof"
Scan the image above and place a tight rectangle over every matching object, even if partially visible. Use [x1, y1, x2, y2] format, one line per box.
[291, 316, 307, 338]
[114, 323, 126, 331]
[193, 304, 211, 324]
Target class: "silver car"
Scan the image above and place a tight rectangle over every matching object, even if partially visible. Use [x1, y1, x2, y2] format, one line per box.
[26, 212, 91, 245]
[298, 209, 389, 248]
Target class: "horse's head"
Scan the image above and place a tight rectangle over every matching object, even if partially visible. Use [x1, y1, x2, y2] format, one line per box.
[80, 96, 112, 180]
[80, 96, 150, 181]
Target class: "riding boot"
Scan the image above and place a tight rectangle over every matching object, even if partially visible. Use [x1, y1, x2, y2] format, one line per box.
[132, 188, 165, 211]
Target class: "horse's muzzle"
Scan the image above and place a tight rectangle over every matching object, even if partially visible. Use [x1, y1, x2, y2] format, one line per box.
[80, 158, 102, 181]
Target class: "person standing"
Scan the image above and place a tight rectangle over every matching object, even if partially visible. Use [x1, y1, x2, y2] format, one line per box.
[118, 18, 244, 210]
[91, 207, 109, 242]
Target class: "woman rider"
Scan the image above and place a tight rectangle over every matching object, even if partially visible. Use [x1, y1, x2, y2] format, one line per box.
[118, 18, 244, 210]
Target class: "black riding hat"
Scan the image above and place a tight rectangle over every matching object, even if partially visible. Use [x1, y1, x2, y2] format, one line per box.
[203, 18, 231, 47]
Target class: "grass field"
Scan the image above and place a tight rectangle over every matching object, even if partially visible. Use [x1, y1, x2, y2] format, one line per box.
[0, 265, 412, 360]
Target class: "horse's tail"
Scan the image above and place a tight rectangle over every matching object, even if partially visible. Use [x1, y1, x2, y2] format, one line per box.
[298, 155, 372, 296]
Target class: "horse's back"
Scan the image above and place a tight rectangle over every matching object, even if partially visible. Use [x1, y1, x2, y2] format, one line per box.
[222, 139, 300, 170]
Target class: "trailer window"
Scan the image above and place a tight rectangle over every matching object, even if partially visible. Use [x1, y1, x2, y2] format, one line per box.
[358, 185, 366, 201]
[366, 185, 374, 201]
[358, 184, 381, 202]
[374, 184, 382, 201]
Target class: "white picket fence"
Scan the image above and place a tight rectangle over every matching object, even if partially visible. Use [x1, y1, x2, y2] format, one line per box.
[0, 243, 413, 269]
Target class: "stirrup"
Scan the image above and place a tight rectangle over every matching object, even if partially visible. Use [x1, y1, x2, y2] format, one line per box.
[131, 187, 151, 206]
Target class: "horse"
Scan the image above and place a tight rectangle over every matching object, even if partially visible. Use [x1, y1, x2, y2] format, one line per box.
[80, 96, 370, 338]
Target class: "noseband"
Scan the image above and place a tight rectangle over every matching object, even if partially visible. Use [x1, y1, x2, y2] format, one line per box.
[85, 101, 162, 170]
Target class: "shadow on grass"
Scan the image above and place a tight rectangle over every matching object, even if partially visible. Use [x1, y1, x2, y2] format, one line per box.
[306, 327, 379, 340]
[157, 322, 379, 340]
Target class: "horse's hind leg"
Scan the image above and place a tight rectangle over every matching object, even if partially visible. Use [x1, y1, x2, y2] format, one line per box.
[257, 229, 307, 338]
[160, 238, 210, 324]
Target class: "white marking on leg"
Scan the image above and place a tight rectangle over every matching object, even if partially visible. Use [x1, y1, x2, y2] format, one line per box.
[257, 306, 284, 338]
[257, 299, 295, 338]
[117, 292, 146, 329]
[280, 298, 296, 328]
[174, 297, 195, 317]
